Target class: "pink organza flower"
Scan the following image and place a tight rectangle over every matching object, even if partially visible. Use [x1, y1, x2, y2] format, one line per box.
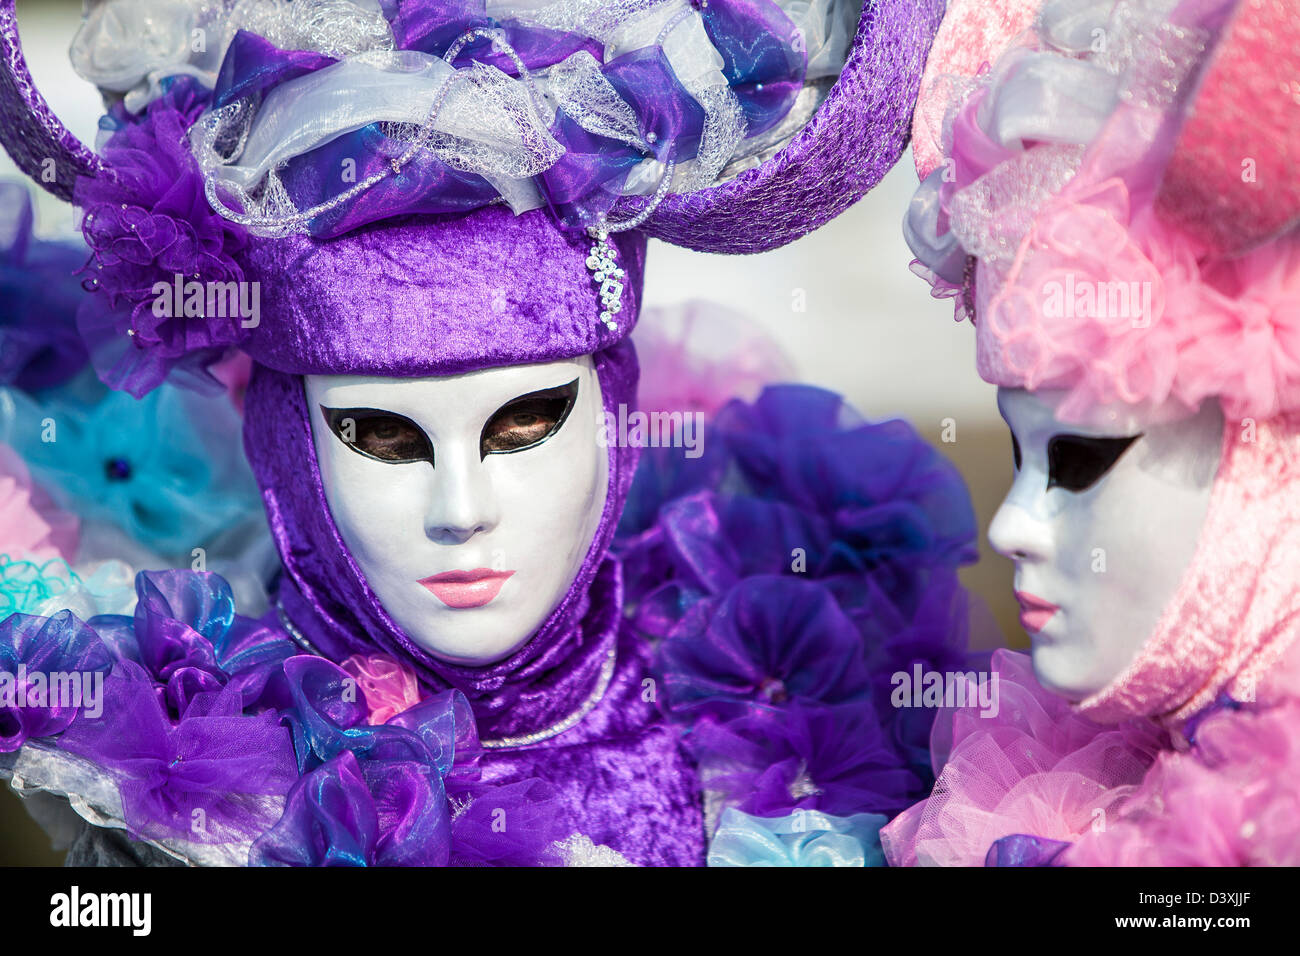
[1066, 644, 1300, 866]
[633, 301, 794, 419]
[881, 649, 1165, 866]
[979, 167, 1300, 424]
[0, 443, 78, 562]
[340, 653, 423, 725]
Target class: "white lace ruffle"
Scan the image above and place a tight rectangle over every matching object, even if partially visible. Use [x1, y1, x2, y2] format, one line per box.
[75, 0, 862, 236]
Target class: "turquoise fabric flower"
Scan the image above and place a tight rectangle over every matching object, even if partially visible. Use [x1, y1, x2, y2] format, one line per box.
[707, 807, 888, 867]
[0, 373, 260, 557]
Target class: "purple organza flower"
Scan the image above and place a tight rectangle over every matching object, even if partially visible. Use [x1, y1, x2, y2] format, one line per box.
[125, 569, 294, 717]
[0, 182, 90, 389]
[0, 610, 113, 752]
[58, 660, 298, 843]
[660, 575, 871, 720]
[74, 76, 249, 397]
[258, 659, 486, 866]
[250, 750, 383, 867]
[689, 700, 922, 819]
[616, 385, 978, 640]
[711, 386, 977, 577]
[859, 568, 977, 774]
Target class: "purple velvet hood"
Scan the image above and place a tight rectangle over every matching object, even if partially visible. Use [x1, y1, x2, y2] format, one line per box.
[242, 205, 647, 737]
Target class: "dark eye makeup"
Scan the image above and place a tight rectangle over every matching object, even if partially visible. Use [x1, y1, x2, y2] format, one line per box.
[1046, 433, 1141, 493]
[319, 378, 579, 466]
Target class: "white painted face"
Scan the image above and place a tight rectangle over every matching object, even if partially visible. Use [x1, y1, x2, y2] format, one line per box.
[987, 388, 1223, 701]
[306, 357, 608, 665]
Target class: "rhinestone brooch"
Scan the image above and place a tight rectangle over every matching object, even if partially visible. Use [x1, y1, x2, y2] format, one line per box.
[586, 226, 625, 332]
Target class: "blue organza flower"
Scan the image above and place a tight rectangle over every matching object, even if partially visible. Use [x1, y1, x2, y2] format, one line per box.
[115, 569, 295, 716]
[0, 374, 261, 557]
[660, 575, 872, 719]
[0, 182, 89, 390]
[250, 750, 383, 867]
[255, 657, 479, 867]
[0, 555, 78, 617]
[688, 700, 922, 819]
[708, 807, 888, 867]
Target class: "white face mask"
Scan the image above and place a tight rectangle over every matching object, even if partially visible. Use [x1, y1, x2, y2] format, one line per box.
[987, 388, 1223, 701]
[306, 357, 608, 665]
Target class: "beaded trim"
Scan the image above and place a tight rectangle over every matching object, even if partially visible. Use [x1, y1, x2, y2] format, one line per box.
[275, 600, 326, 656]
[274, 600, 617, 750]
[480, 642, 618, 750]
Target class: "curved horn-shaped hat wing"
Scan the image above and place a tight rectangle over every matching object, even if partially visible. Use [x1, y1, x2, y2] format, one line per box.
[0, 0, 103, 201]
[640, 0, 946, 254]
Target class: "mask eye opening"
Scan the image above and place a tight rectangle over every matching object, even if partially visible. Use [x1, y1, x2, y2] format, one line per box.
[319, 405, 435, 466]
[479, 378, 579, 459]
[1045, 433, 1141, 494]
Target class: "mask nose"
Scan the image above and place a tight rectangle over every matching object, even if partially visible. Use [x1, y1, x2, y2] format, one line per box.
[987, 479, 1055, 564]
[423, 443, 500, 545]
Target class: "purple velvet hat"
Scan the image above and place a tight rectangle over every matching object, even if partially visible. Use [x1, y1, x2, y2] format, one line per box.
[236, 205, 645, 377]
[2, 1, 946, 253]
[0, 0, 950, 395]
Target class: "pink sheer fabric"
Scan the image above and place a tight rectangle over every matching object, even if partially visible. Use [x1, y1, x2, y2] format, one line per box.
[0, 442, 78, 562]
[910, 0, 1044, 180]
[977, 174, 1300, 426]
[882, 640, 1300, 866]
[1155, 0, 1300, 256]
[1067, 641, 1300, 866]
[632, 300, 795, 419]
[881, 649, 1165, 867]
[340, 653, 423, 726]
[913, 0, 1300, 428]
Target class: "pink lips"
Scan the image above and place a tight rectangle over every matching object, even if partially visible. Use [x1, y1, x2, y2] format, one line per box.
[1015, 591, 1059, 634]
[419, 568, 515, 609]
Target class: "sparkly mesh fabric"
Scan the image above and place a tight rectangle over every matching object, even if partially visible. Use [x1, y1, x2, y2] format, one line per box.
[641, 0, 947, 253]
[911, 0, 1044, 179]
[0, 0, 103, 200]
[227, 0, 395, 56]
